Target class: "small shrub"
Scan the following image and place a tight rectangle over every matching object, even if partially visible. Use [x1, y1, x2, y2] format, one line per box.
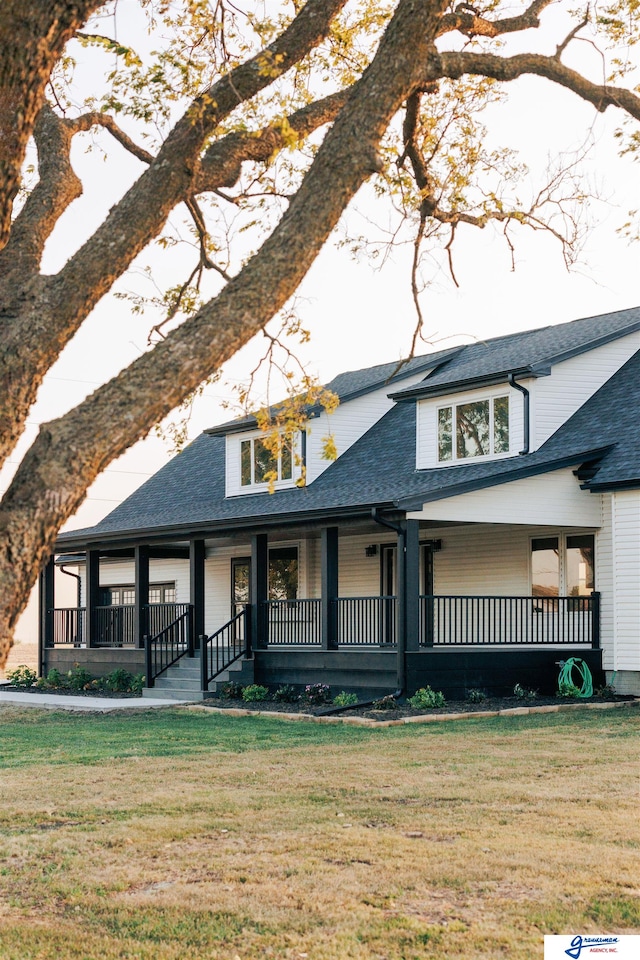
[467, 688, 487, 703]
[408, 686, 446, 709]
[303, 683, 332, 705]
[595, 683, 616, 698]
[273, 684, 299, 703]
[372, 694, 398, 711]
[332, 691, 358, 707]
[558, 682, 581, 699]
[513, 683, 538, 701]
[241, 684, 269, 702]
[6, 665, 37, 688]
[39, 667, 63, 690]
[129, 673, 145, 695]
[104, 668, 134, 693]
[218, 681, 244, 700]
[66, 664, 94, 691]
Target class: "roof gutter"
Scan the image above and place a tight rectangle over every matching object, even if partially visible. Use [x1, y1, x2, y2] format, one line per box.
[508, 373, 530, 456]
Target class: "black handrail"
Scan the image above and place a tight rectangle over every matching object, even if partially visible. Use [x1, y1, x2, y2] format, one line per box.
[201, 607, 250, 690]
[145, 606, 193, 687]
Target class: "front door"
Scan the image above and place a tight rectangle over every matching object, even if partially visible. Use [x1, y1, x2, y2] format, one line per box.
[231, 557, 251, 618]
[421, 543, 435, 646]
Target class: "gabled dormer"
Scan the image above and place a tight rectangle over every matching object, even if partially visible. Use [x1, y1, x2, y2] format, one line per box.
[389, 308, 640, 471]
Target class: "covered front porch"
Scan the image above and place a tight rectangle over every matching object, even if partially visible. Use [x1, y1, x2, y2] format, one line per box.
[41, 513, 604, 698]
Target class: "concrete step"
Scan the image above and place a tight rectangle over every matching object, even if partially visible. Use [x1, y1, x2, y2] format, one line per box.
[144, 654, 253, 698]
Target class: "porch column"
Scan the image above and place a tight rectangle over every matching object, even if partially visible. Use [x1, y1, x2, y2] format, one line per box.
[404, 519, 420, 652]
[321, 526, 339, 650]
[251, 533, 268, 649]
[85, 549, 100, 648]
[39, 556, 55, 673]
[134, 545, 150, 648]
[190, 539, 206, 648]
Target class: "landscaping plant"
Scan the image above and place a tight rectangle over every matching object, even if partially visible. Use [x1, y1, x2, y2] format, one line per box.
[408, 686, 446, 709]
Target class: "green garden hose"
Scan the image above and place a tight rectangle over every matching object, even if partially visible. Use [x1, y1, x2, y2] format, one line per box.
[558, 657, 593, 698]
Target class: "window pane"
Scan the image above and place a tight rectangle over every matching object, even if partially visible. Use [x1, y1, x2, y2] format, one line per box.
[269, 547, 298, 600]
[493, 396, 509, 453]
[148, 587, 162, 604]
[456, 400, 489, 458]
[281, 441, 292, 480]
[253, 438, 277, 484]
[566, 535, 594, 596]
[163, 585, 176, 603]
[531, 537, 559, 597]
[438, 407, 452, 462]
[121, 589, 135, 605]
[241, 440, 252, 486]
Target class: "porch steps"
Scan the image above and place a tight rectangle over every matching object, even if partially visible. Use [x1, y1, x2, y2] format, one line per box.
[142, 655, 254, 700]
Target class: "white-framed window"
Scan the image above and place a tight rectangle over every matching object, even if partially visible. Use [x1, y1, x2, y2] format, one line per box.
[240, 436, 293, 487]
[101, 582, 176, 605]
[437, 394, 509, 463]
[530, 535, 595, 598]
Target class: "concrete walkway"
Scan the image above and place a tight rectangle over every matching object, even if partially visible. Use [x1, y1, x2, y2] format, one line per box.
[0, 689, 191, 712]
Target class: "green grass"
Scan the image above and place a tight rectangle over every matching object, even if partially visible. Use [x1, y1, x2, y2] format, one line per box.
[0, 704, 638, 959]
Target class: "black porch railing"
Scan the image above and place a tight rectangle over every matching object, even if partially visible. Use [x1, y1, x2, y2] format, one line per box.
[47, 607, 86, 646]
[264, 599, 322, 645]
[202, 606, 250, 687]
[419, 594, 600, 647]
[48, 602, 190, 647]
[145, 606, 193, 686]
[94, 605, 136, 646]
[336, 596, 397, 646]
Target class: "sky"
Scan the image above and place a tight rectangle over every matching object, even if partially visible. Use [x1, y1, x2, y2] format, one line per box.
[3, 1, 640, 649]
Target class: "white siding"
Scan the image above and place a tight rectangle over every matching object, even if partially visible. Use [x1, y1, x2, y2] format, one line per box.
[408, 468, 602, 528]
[417, 381, 526, 470]
[611, 491, 640, 672]
[531, 333, 640, 449]
[596, 494, 615, 670]
[336, 533, 395, 597]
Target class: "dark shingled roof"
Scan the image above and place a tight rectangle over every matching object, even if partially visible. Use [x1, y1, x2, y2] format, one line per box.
[390, 306, 640, 399]
[205, 345, 462, 436]
[58, 308, 640, 546]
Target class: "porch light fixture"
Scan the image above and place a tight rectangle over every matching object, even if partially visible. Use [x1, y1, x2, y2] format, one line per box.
[365, 544, 378, 557]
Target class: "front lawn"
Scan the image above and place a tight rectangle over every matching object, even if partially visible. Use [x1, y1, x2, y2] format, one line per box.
[0, 706, 638, 959]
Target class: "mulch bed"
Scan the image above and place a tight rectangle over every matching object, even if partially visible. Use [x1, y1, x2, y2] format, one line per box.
[199, 693, 636, 721]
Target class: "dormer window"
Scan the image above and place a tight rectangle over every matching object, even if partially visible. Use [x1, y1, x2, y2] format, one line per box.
[438, 395, 509, 462]
[241, 437, 293, 487]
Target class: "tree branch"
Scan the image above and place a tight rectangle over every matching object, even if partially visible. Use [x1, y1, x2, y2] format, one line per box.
[0, 103, 81, 276]
[0, 0, 106, 250]
[437, 49, 640, 121]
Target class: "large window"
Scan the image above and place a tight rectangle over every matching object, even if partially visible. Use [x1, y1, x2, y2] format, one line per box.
[531, 536, 594, 597]
[438, 395, 509, 462]
[241, 437, 293, 487]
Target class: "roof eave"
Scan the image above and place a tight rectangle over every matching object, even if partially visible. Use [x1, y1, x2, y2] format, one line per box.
[389, 366, 549, 402]
[54, 500, 398, 551]
[395, 445, 614, 510]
